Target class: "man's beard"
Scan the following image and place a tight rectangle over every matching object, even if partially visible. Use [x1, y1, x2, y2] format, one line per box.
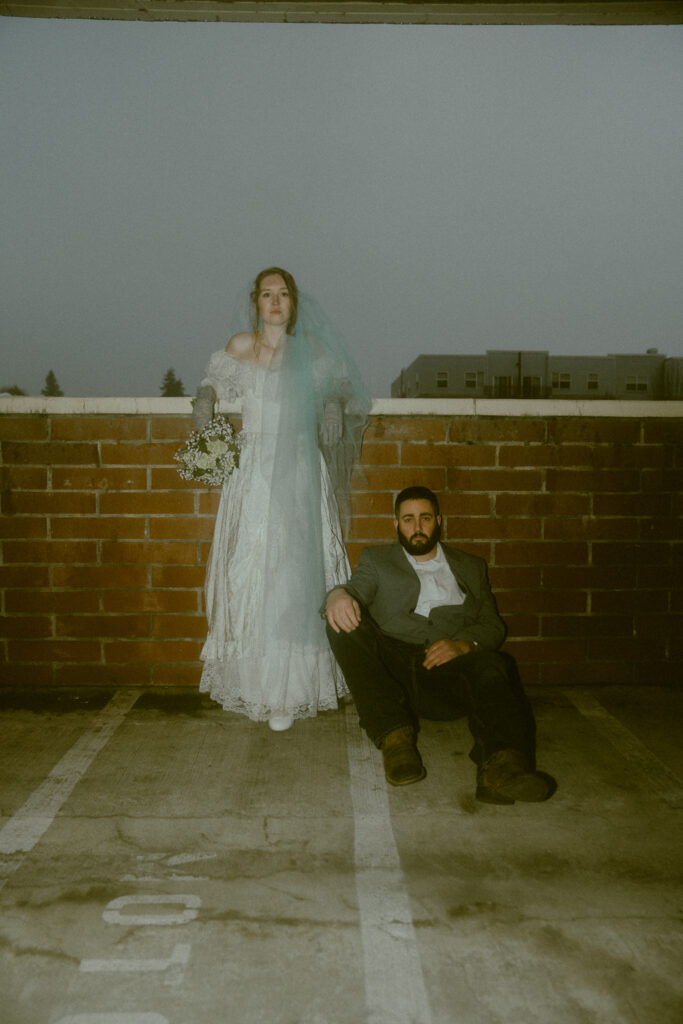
[397, 519, 441, 557]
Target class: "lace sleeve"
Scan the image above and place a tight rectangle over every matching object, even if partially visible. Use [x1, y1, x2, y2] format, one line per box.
[201, 350, 243, 401]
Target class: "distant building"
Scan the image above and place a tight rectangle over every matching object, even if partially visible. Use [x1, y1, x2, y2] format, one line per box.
[391, 349, 683, 400]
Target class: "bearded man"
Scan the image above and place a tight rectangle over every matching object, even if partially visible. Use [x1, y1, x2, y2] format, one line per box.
[324, 485, 554, 804]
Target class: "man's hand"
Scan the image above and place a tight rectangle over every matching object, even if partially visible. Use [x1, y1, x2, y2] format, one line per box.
[325, 588, 361, 634]
[423, 638, 475, 670]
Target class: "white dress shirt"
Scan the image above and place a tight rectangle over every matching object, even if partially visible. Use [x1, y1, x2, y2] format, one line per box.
[402, 543, 466, 618]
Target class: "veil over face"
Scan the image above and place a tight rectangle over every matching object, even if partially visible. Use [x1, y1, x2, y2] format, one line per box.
[229, 272, 371, 648]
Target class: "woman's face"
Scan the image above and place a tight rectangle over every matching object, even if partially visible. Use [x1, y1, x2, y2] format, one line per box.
[257, 274, 291, 328]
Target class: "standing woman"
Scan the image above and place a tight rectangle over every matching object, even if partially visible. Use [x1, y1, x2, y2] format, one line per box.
[193, 267, 369, 731]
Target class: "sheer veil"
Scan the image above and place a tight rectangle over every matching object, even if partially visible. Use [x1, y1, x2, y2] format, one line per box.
[229, 281, 370, 651]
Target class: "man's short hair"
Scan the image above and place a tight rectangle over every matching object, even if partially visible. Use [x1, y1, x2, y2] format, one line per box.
[394, 486, 440, 518]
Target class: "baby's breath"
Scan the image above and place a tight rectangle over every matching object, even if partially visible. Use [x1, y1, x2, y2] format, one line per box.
[175, 416, 242, 486]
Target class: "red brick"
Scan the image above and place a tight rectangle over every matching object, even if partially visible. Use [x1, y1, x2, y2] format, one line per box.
[0, 617, 53, 638]
[2, 442, 98, 465]
[364, 417, 447, 443]
[3, 540, 97, 564]
[51, 516, 147, 540]
[633, 661, 680, 685]
[100, 541, 199, 565]
[542, 565, 636, 589]
[153, 664, 203, 686]
[99, 492, 194, 515]
[536, 661, 628, 685]
[350, 492, 396, 516]
[591, 590, 668, 614]
[358, 442, 399, 466]
[56, 615, 150, 638]
[450, 541, 492, 562]
[0, 466, 48, 490]
[149, 517, 215, 540]
[642, 468, 683, 492]
[593, 444, 668, 469]
[52, 467, 147, 491]
[449, 419, 546, 443]
[546, 469, 640, 493]
[151, 615, 206, 638]
[642, 420, 683, 444]
[0, 664, 54, 685]
[498, 445, 593, 468]
[54, 664, 152, 686]
[640, 517, 679, 541]
[150, 417, 195, 440]
[439, 493, 492, 516]
[633, 613, 678, 640]
[103, 590, 199, 613]
[3, 492, 96, 515]
[494, 542, 588, 566]
[0, 517, 47, 538]
[151, 468, 201, 490]
[592, 542, 671, 565]
[0, 566, 50, 588]
[403, 444, 495, 469]
[0, 416, 49, 440]
[447, 468, 543, 492]
[488, 567, 541, 589]
[52, 565, 147, 588]
[548, 419, 640, 444]
[588, 637, 663, 661]
[51, 417, 148, 441]
[544, 518, 639, 541]
[198, 492, 221, 515]
[6, 591, 98, 614]
[100, 442, 178, 466]
[639, 564, 674, 589]
[541, 615, 633, 637]
[502, 638, 586, 662]
[504, 614, 540, 638]
[445, 517, 541, 541]
[346, 516, 395, 540]
[104, 640, 201, 663]
[593, 493, 672, 516]
[352, 467, 446, 492]
[150, 565, 206, 588]
[495, 493, 589, 516]
[8, 640, 102, 662]
[496, 590, 587, 614]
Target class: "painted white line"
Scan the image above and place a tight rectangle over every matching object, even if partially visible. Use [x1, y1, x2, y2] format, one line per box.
[0, 689, 141, 880]
[563, 688, 683, 809]
[345, 708, 433, 1024]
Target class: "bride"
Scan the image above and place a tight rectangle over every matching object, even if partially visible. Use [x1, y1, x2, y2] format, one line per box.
[193, 267, 369, 731]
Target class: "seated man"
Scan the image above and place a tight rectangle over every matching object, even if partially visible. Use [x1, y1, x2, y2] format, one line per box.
[324, 485, 554, 804]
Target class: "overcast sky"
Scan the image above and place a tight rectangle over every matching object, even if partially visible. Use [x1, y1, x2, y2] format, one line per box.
[1, 19, 682, 397]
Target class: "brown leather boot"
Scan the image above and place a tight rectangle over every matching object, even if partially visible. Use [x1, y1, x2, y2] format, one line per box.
[476, 748, 553, 804]
[380, 726, 426, 786]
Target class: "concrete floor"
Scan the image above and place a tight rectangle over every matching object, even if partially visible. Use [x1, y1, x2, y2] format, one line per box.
[0, 685, 682, 1024]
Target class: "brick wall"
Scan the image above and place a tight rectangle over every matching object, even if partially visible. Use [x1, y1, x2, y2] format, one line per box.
[1, 397, 681, 689]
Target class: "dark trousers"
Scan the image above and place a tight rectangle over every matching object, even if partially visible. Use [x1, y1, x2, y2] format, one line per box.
[327, 612, 536, 767]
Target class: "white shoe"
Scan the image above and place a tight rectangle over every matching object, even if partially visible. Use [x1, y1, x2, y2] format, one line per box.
[268, 713, 293, 732]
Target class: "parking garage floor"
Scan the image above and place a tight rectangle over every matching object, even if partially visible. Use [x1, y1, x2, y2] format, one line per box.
[1, 685, 682, 1024]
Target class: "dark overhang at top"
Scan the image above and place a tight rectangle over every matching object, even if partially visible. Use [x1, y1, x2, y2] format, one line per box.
[2, 1, 682, 25]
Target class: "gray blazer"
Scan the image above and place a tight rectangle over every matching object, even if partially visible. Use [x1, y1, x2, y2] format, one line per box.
[340, 542, 506, 649]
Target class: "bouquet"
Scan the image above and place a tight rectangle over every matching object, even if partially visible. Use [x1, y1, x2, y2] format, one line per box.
[175, 416, 242, 486]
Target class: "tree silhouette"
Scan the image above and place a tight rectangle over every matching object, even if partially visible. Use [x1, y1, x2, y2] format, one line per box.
[0, 384, 27, 395]
[160, 368, 186, 396]
[41, 370, 63, 396]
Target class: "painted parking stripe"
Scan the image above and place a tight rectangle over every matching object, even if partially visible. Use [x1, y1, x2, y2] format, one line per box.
[345, 707, 434, 1024]
[564, 688, 683, 809]
[0, 689, 141, 882]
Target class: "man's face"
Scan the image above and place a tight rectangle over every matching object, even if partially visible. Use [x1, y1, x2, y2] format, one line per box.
[395, 499, 441, 558]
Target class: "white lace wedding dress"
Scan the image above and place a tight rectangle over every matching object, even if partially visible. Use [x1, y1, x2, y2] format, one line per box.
[199, 350, 350, 721]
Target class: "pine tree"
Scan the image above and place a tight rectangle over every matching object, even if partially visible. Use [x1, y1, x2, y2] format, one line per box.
[160, 368, 186, 397]
[41, 370, 63, 396]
